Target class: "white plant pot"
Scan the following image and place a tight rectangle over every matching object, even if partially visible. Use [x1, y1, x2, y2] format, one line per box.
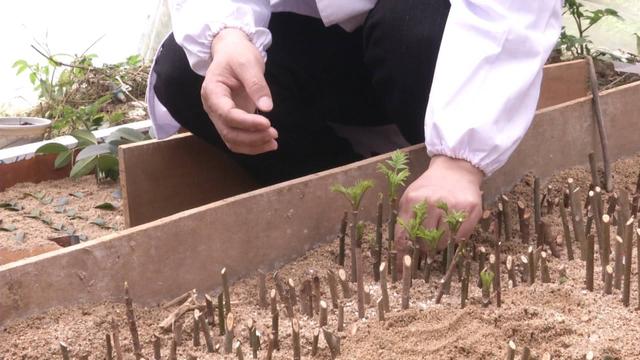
[0, 117, 52, 149]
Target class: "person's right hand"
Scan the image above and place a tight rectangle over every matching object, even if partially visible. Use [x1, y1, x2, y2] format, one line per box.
[201, 28, 278, 155]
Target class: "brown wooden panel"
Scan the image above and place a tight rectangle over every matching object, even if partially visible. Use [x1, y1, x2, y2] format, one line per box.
[538, 59, 589, 110]
[0, 154, 71, 191]
[119, 133, 259, 227]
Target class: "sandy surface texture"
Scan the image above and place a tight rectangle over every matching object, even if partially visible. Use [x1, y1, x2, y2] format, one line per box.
[0, 176, 122, 264]
[0, 154, 639, 359]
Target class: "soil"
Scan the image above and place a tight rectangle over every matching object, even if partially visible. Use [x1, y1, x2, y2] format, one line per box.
[1, 154, 639, 360]
[0, 176, 123, 265]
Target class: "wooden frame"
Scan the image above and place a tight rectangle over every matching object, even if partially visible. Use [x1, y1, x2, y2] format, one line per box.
[1, 80, 639, 326]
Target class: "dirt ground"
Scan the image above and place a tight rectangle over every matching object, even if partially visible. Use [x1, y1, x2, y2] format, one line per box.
[0, 154, 639, 360]
[0, 176, 122, 265]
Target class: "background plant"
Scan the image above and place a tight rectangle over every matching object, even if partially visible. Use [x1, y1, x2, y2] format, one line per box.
[35, 127, 148, 183]
[559, 0, 623, 58]
[12, 43, 149, 136]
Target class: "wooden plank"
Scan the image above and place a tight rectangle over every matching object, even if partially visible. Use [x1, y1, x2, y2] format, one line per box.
[0, 153, 72, 191]
[120, 60, 590, 227]
[119, 133, 259, 227]
[537, 59, 589, 110]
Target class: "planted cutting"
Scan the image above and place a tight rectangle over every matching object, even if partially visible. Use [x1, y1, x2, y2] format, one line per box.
[331, 179, 374, 282]
[398, 201, 444, 281]
[377, 149, 410, 279]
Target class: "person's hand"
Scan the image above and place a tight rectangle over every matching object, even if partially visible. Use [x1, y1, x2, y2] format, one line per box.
[201, 28, 278, 155]
[395, 156, 484, 269]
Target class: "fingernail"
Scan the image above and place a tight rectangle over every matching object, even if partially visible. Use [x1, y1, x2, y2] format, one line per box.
[257, 97, 273, 111]
[270, 127, 278, 139]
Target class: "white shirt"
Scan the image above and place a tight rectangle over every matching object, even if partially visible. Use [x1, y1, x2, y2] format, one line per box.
[148, 0, 562, 176]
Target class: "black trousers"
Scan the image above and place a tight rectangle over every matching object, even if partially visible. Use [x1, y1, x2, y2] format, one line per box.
[154, 0, 450, 185]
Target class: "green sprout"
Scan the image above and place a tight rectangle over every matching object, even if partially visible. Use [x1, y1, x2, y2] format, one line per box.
[480, 267, 495, 307]
[377, 150, 410, 204]
[436, 201, 467, 236]
[398, 201, 428, 241]
[420, 228, 445, 252]
[480, 268, 495, 288]
[398, 201, 445, 278]
[331, 180, 374, 212]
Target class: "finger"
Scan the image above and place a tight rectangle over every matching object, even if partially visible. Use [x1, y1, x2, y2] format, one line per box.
[226, 138, 278, 155]
[457, 203, 482, 241]
[222, 127, 278, 152]
[233, 62, 273, 112]
[204, 83, 272, 131]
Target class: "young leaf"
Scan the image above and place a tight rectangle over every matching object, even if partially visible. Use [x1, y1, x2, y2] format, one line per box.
[14, 230, 25, 243]
[40, 196, 53, 205]
[377, 150, 410, 202]
[112, 188, 122, 200]
[96, 154, 119, 173]
[35, 142, 68, 155]
[331, 179, 374, 211]
[0, 224, 17, 232]
[71, 129, 97, 146]
[75, 143, 111, 161]
[95, 202, 117, 211]
[22, 192, 44, 200]
[53, 197, 69, 207]
[480, 268, 495, 288]
[25, 209, 41, 219]
[50, 223, 65, 231]
[70, 156, 98, 178]
[54, 150, 72, 169]
[107, 127, 146, 144]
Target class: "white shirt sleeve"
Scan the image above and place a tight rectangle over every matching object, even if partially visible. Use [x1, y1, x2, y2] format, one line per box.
[168, 0, 273, 76]
[424, 0, 562, 176]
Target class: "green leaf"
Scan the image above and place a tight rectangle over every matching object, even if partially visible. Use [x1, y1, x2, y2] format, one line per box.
[107, 127, 146, 144]
[76, 143, 111, 161]
[35, 142, 68, 155]
[54, 150, 72, 169]
[96, 154, 119, 173]
[94, 202, 117, 211]
[71, 129, 97, 146]
[0, 224, 17, 232]
[23, 192, 44, 200]
[53, 197, 69, 207]
[25, 209, 41, 219]
[14, 230, 25, 243]
[51, 223, 65, 231]
[70, 156, 98, 178]
[90, 218, 108, 228]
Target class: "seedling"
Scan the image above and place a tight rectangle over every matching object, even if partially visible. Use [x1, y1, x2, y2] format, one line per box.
[398, 201, 444, 280]
[331, 179, 374, 282]
[378, 150, 410, 275]
[480, 267, 495, 308]
[36, 127, 147, 183]
[437, 201, 467, 293]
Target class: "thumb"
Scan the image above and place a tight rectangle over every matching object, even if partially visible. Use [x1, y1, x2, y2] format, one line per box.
[235, 65, 273, 112]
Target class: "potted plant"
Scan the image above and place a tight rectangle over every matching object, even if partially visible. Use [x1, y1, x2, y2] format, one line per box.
[0, 116, 51, 149]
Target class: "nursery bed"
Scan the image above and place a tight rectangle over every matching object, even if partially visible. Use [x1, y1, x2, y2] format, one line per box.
[1, 153, 639, 359]
[0, 177, 122, 265]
